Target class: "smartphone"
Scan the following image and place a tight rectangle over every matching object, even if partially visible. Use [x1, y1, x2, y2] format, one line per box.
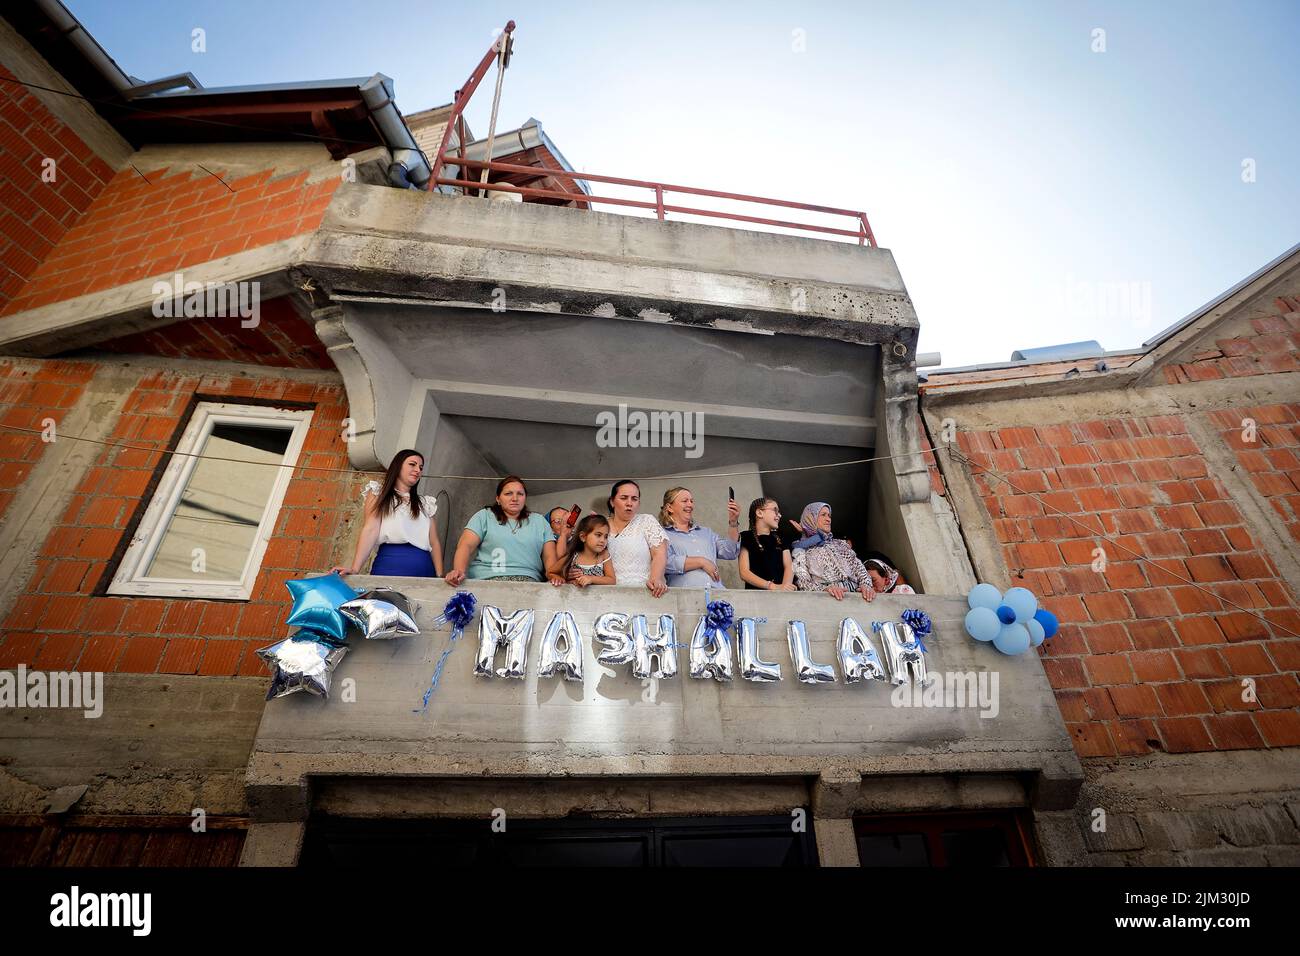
[728, 486, 735, 502]
[566, 504, 581, 527]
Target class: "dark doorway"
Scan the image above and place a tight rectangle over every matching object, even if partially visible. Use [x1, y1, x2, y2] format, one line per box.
[853, 810, 1036, 867]
[303, 814, 819, 867]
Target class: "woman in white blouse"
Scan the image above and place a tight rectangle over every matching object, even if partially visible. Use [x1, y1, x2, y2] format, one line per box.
[604, 479, 668, 597]
[331, 449, 445, 577]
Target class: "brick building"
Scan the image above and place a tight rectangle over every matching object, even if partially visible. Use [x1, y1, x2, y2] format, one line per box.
[0, 3, 1296, 866]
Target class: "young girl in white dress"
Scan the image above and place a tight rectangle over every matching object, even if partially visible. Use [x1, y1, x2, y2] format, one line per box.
[547, 514, 617, 587]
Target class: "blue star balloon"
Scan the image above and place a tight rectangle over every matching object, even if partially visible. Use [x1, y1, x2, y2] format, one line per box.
[285, 573, 360, 641]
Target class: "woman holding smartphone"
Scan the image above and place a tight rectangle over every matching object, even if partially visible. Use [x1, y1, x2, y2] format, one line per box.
[738, 497, 795, 590]
[660, 485, 741, 588]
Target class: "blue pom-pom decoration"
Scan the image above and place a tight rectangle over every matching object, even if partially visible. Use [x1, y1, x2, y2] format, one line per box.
[440, 590, 477, 630]
[704, 599, 735, 635]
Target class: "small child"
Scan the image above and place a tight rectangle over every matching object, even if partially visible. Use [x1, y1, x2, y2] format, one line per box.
[546, 514, 617, 587]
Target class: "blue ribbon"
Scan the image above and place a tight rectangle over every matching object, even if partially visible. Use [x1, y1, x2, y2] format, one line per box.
[900, 608, 932, 654]
[873, 613, 930, 654]
[417, 591, 478, 713]
[704, 598, 735, 636]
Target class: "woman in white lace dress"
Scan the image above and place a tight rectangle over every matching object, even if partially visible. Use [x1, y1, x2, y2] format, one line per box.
[604, 479, 669, 597]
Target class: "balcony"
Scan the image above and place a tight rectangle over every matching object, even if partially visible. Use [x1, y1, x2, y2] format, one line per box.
[245, 579, 1082, 851]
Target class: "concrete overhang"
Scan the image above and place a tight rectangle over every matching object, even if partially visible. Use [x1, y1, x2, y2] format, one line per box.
[296, 185, 919, 347]
[290, 185, 921, 487]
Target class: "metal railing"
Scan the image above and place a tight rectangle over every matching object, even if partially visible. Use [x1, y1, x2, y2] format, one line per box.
[425, 19, 877, 247]
[434, 157, 877, 246]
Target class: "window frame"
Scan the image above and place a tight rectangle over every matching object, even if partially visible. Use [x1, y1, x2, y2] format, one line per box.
[106, 401, 313, 600]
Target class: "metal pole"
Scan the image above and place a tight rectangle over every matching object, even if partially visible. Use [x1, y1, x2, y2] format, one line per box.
[427, 20, 516, 190]
[478, 33, 510, 190]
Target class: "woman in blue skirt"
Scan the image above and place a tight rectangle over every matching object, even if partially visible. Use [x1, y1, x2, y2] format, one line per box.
[332, 449, 444, 577]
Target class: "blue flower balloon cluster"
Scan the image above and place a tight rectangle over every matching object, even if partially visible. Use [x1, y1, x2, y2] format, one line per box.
[964, 583, 1058, 655]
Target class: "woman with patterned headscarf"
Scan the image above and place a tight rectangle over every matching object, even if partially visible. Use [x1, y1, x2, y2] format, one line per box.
[862, 552, 917, 595]
[789, 501, 876, 602]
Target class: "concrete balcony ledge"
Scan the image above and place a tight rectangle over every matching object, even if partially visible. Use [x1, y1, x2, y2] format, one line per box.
[246, 579, 1082, 820]
[299, 187, 919, 346]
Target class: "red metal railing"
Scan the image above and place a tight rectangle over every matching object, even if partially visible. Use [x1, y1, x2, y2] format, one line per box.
[436, 158, 877, 246]
[427, 20, 877, 247]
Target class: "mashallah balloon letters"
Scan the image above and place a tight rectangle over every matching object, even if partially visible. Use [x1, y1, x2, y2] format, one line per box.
[631, 614, 678, 680]
[538, 610, 584, 681]
[837, 617, 887, 684]
[260, 584, 969, 700]
[786, 620, 837, 683]
[689, 599, 735, 682]
[475, 606, 534, 679]
[737, 617, 782, 682]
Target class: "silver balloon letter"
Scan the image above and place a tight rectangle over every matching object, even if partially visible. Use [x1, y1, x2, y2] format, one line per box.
[631, 614, 677, 680]
[474, 606, 534, 679]
[786, 620, 835, 683]
[538, 610, 584, 681]
[737, 617, 781, 682]
[594, 612, 634, 666]
[875, 620, 932, 689]
[689, 615, 733, 682]
[837, 617, 887, 683]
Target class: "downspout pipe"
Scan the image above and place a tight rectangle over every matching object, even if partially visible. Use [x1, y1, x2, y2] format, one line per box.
[359, 73, 431, 190]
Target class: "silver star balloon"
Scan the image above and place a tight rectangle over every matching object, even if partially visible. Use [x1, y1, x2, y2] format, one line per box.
[257, 634, 349, 699]
[339, 588, 420, 640]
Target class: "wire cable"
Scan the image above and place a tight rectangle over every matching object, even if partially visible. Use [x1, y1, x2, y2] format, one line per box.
[0, 421, 920, 481]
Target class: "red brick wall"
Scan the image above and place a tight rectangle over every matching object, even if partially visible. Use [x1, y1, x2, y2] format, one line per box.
[1164, 296, 1300, 382]
[0, 359, 96, 520]
[1210, 404, 1300, 547]
[0, 62, 117, 311]
[956, 413, 1300, 759]
[0, 364, 366, 679]
[0, 163, 340, 316]
[93, 295, 333, 370]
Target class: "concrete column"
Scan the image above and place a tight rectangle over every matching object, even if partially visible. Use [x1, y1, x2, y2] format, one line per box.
[238, 822, 306, 867]
[813, 817, 860, 867]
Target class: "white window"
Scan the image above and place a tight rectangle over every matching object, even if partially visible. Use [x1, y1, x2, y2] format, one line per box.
[108, 402, 313, 600]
